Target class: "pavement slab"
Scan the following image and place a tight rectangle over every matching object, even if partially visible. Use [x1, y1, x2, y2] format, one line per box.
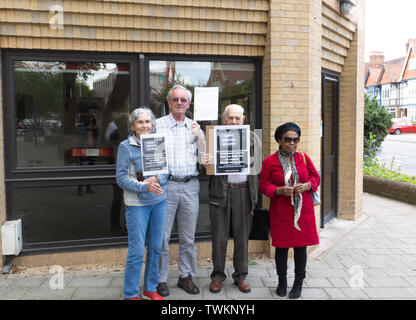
[1, 193, 416, 301]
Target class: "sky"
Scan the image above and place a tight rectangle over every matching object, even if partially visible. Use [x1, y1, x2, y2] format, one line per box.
[365, 0, 416, 62]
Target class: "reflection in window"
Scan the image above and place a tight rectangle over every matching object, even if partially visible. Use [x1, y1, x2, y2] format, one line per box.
[149, 60, 256, 235]
[14, 61, 131, 167]
[149, 61, 256, 125]
[14, 184, 126, 244]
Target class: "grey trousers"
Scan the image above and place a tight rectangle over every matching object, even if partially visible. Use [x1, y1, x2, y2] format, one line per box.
[209, 186, 252, 282]
[158, 178, 200, 282]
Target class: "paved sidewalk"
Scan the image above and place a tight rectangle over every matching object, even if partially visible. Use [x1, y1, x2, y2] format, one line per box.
[1, 192, 416, 300]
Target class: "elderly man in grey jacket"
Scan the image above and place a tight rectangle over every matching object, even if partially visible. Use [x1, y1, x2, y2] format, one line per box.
[204, 104, 261, 294]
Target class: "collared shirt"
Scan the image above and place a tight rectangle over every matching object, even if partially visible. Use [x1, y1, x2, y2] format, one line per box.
[131, 134, 141, 146]
[156, 113, 205, 178]
[227, 174, 248, 183]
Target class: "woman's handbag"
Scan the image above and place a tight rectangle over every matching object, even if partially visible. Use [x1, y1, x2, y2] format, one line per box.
[249, 208, 270, 240]
[310, 189, 321, 206]
[302, 153, 321, 206]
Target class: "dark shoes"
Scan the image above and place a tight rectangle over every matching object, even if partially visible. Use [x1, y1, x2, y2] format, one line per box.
[234, 279, 251, 293]
[177, 275, 200, 295]
[276, 276, 287, 297]
[275, 277, 303, 299]
[158, 276, 200, 296]
[289, 278, 303, 299]
[161, 277, 253, 296]
[156, 282, 170, 297]
[210, 279, 251, 294]
[209, 280, 223, 293]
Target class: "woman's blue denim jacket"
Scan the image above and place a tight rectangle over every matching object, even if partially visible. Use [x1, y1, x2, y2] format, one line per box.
[116, 134, 168, 206]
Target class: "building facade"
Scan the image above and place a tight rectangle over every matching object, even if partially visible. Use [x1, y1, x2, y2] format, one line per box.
[1, 0, 365, 268]
[365, 40, 416, 121]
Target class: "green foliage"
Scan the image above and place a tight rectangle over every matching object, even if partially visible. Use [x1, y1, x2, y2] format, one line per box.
[363, 133, 416, 185]
[364, 159, 416, 184]
[248, 258, 258, 266]
[149, 74, 194, 117]
[364, 94, 393, 154]
[15, 67, 91, 121]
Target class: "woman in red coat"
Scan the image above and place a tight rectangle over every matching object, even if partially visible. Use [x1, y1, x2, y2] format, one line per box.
[259, 122, 320, 299]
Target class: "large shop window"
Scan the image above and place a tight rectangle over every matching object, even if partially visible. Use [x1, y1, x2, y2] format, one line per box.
[3, 52, 260, 253]
[3, 52, 138, 252]
[148, 59, 260, 237]
[14, 185, 124, 244]
[14, 61, 130, 168]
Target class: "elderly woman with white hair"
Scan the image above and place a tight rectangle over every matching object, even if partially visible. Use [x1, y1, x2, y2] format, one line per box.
[116, 107, 168, 300]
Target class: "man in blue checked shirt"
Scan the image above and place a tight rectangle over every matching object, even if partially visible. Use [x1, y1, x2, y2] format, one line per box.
[156, 84, 206, 297]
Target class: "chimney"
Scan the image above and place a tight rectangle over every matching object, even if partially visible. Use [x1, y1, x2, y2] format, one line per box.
[406, 39, 416, 53]
[369, 51, 385, 67]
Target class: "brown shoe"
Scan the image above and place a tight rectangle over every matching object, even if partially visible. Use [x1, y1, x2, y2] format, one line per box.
[209, 280, 222, 293]
[156, 282, 169, 297]
[234, 280, 251, 293]
[177, 275, 200, 295]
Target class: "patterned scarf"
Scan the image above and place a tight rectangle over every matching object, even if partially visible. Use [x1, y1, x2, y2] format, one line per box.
[278, 151, 302, 231]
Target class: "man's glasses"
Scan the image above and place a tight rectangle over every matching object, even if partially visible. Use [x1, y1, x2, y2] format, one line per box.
[170, 97, 188, 103]
[283, 137, 300, 144]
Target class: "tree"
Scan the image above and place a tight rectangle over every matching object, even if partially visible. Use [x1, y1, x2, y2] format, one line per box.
[364, 94, 392, 155]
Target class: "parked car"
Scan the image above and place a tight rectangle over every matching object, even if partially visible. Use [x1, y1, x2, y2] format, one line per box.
[388, 121, 416, 135]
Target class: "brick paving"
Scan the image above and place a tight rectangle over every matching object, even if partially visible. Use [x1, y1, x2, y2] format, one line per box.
[1, 193, 416, 300]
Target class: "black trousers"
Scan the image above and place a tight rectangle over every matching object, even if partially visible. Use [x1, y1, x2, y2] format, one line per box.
[275, 247, 307, 280]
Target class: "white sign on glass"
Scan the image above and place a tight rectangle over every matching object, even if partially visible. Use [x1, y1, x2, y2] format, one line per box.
[193, 87, 219, 121]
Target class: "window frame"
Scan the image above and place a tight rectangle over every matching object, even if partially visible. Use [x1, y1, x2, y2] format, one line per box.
[2, 50, 262, 254]
[145, 54, 263, 242]
[3, 50, 140, 253]
[3, 50, 140, 182]
[144, 54, 263, 129]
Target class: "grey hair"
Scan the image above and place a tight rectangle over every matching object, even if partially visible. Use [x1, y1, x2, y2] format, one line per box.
[129, 107, 156, 132]
[223, 104, 245, 118]
[167, 84, 192, 102]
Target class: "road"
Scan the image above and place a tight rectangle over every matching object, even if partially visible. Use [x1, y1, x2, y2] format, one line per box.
[376, 133, 416, 177]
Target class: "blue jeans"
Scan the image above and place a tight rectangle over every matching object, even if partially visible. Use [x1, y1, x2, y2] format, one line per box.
[123, 200, 166, 299]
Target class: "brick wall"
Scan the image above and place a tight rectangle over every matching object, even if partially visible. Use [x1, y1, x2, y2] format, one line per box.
[264, 0, 322, 160]
[0, 0, 270, 267]
[0, 0, 268, 56]
[364, 175, 416, 205]
[338, 0, 365, 220]
[322, 1, 356, 72]
[264, 0, 323, 255]
[0, 0, 366, 265]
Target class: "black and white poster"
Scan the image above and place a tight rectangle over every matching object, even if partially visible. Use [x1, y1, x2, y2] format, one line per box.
[214, 125, 250, 175]
[140, 133, 168, 176]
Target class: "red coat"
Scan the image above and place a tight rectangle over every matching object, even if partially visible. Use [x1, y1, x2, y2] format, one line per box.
[259, 152, 320, 248]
